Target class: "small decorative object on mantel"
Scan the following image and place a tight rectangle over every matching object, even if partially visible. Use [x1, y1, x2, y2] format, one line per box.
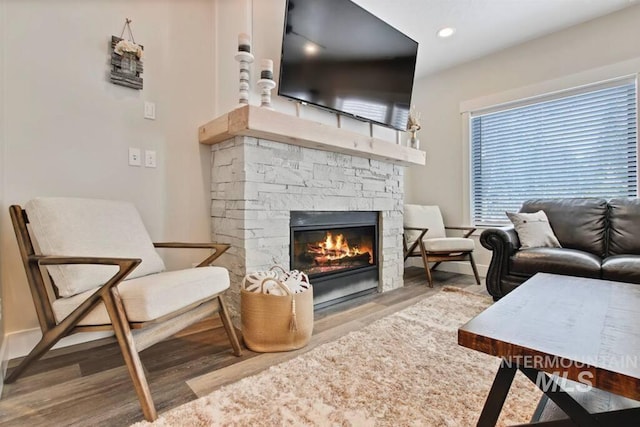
[110, 18, 144, 90]
[235, 33, 254, 106]
[407, 105, 422, 149]
[257, 58, 276, 109]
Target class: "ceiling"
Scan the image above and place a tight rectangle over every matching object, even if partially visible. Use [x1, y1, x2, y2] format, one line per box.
[353, 0, 638, 78]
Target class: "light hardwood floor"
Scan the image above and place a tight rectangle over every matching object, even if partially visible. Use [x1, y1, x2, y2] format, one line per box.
[0, 268, 485, 426]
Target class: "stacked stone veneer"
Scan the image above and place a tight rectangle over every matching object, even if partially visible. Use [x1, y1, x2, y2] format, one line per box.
[210, 135, 405, 320]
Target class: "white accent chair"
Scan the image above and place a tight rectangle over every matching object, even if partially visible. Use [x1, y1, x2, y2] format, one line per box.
[6, 197, 241, 421]
[403, 204, 481, 287]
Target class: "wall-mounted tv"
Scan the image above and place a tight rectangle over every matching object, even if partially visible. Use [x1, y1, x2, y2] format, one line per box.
[278, 0, 418, 131]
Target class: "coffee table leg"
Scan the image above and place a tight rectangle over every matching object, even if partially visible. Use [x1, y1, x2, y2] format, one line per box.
[519, 367, 603, 427]
[477, 361, 517, 427]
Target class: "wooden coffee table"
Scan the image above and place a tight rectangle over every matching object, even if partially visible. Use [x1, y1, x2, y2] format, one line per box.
[458, 273, 640, 426]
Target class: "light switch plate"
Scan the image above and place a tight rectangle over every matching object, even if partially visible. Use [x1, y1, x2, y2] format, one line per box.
[144, 101, 156, 120]
[128, 147, 142, 166]
[145, 150, 157, 168]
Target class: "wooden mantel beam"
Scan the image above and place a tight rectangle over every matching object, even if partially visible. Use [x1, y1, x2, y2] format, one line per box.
[198, 105, 426, 166]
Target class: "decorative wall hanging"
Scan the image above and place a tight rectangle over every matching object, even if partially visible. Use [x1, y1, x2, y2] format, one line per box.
[110, 18, 144, 90]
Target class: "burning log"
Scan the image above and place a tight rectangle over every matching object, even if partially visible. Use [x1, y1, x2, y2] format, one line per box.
[313, 252, 371, 266]
[299, 231, 374, 273]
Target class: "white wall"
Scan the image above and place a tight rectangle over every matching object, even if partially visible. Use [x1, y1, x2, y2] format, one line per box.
[161, 1, 217, 269]
[406, 4, 640, 269]
[0, 0, 6, 391]
[0, 0, 216, 353]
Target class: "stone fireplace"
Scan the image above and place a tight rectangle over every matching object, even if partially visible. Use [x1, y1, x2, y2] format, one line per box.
[201, 106, 425, 320]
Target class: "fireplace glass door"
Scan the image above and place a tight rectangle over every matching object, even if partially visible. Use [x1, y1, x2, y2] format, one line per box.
[290, 211, 379, 307]
[292, 225, 376, 277]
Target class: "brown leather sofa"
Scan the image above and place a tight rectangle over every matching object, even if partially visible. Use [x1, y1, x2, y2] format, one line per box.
[480, 198, 640, 300]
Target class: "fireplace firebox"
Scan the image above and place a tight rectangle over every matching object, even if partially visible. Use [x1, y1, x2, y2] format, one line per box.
[290, 211, 379, 308]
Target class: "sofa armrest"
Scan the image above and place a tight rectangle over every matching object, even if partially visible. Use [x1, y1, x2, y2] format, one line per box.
[480, 227, 520, 299]
[480, 227, 519, 254]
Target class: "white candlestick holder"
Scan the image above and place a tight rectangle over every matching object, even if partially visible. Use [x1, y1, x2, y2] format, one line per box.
[234, 51, 254, 107]
[257, 78, 276, 109]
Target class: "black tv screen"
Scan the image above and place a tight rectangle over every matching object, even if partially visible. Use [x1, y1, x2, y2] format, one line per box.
[278, 0, 418, 131]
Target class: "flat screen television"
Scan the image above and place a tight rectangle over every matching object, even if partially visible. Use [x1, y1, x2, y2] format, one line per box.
[278, 0, 418, 131]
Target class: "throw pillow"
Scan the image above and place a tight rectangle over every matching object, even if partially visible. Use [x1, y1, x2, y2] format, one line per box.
[506, 210, 562, 249]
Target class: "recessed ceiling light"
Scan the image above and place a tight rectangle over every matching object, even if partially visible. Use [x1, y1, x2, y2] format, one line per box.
[437, 27, 456, 38]
[304, 42, 319, 55]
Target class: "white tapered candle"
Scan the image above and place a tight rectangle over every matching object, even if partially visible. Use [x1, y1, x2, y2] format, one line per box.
[238, 33, 251, 53]
[260, 59, 274, 80]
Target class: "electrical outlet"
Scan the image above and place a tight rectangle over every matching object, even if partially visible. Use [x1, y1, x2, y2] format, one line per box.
[144, 101, 156, 120]
[145, 150, 157, 168]
[128, 147, 141, 166]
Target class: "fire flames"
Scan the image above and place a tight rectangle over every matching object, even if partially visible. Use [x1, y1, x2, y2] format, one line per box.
[307, 232, 372, 265]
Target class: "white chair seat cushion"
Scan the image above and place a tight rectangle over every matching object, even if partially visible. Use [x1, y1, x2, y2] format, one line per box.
[25, 198, 166, 297]
[422, 237, 475, 253]
[52, 266, 229, 325]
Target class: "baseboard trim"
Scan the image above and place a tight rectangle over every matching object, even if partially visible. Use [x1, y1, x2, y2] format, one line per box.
[5, 328, 113, 361]
[435, 261, 488, 277]
[0, 336, 7, 397]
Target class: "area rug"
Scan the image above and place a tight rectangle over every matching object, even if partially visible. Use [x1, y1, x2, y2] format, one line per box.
[134, 287, 540, 426]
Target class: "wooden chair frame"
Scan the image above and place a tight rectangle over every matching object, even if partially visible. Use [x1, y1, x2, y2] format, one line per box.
[6, 205, 242, 421]
[403, 225, 481, 287]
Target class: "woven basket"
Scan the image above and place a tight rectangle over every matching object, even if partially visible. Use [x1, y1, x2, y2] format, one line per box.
[241, 276, 313, 352]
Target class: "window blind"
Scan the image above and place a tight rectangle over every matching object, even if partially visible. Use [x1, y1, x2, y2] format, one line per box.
[471, 80, 637, 226]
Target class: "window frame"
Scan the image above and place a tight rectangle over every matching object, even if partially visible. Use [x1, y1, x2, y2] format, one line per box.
[461, 74, 639, 227]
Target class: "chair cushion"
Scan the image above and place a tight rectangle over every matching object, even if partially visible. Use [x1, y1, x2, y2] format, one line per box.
[510, 248, 601, 278]
[520, 198, 607, 257]
[25, 197, 166, 297]
[601, 255, 640, 284]
[404, 204, 446, 240]
[423, 237, 474, 253]
[52, 266, 230, 325]
[608, 198, 640, 256]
